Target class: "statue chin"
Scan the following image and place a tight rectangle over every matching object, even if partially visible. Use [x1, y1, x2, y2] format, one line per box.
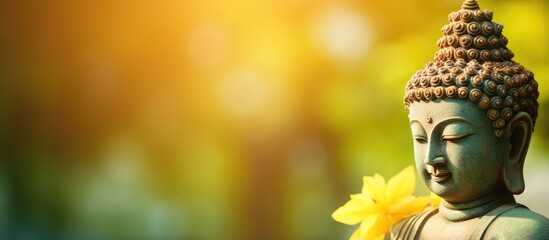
[388, 0, 549, 239]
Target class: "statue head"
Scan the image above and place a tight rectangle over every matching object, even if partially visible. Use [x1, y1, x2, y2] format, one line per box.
[404, 0, 539, 202]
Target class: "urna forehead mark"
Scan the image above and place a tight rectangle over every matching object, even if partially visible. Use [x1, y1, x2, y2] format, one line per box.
[426, 115, 433, 124]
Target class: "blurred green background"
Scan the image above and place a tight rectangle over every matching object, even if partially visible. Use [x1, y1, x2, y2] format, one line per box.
[1, 0, 548, 239]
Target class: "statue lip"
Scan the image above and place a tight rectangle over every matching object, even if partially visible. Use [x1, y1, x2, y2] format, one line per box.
[431, 171, 451, 183]
[427, 168, 451, 183]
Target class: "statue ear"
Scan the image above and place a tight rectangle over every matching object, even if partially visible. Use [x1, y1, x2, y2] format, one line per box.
[503, 112, 532, 194]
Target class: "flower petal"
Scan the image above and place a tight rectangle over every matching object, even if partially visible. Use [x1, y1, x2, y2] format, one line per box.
[386, 165, 415, 204]
[358, 213, 390, 240]
[332, 195, 376, 225]
[337, 166, 432, 239]
[428, 192, 441, 209]
[388, 196, 430, 225]
[362, 174, 387, 206]
[349, 228, 362, 240]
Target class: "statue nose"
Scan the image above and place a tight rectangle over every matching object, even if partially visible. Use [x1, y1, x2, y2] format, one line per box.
[424, 156, 447, 167]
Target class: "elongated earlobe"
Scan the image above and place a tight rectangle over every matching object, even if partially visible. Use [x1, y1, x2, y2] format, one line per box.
[503, 112, 532, 194]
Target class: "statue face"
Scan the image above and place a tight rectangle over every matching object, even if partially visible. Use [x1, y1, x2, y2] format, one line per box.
[408, 98, 507, 203]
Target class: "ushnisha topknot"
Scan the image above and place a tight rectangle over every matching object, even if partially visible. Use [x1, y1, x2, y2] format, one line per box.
[404, 0, 539, 137]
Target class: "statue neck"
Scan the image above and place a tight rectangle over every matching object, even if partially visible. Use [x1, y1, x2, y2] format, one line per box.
[439, 190, 515, 222]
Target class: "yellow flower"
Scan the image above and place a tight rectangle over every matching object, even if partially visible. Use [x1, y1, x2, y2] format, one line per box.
[427, 192, 441, 209]
[332, 166, 431, 240]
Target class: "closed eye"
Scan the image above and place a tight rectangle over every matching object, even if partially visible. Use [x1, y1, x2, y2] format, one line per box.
[413, 136, 427, 143]
[442, 132, 475, 142]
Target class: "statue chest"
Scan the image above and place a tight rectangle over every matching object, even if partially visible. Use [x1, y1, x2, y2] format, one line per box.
[418, 214, 480, 239]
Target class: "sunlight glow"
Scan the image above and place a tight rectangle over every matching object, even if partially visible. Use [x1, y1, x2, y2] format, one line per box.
[311, 5, 374, 63]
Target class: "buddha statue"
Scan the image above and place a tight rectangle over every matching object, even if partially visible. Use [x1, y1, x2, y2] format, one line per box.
[386, 0, 549, 239]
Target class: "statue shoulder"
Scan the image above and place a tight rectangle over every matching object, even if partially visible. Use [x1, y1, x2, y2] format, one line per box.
[384, 215, 409, 239]
[384, 208, 437, 240]
[384, 213, 419, 240]
[484, 207, 549, 239]
[384, 217, 407, 240]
